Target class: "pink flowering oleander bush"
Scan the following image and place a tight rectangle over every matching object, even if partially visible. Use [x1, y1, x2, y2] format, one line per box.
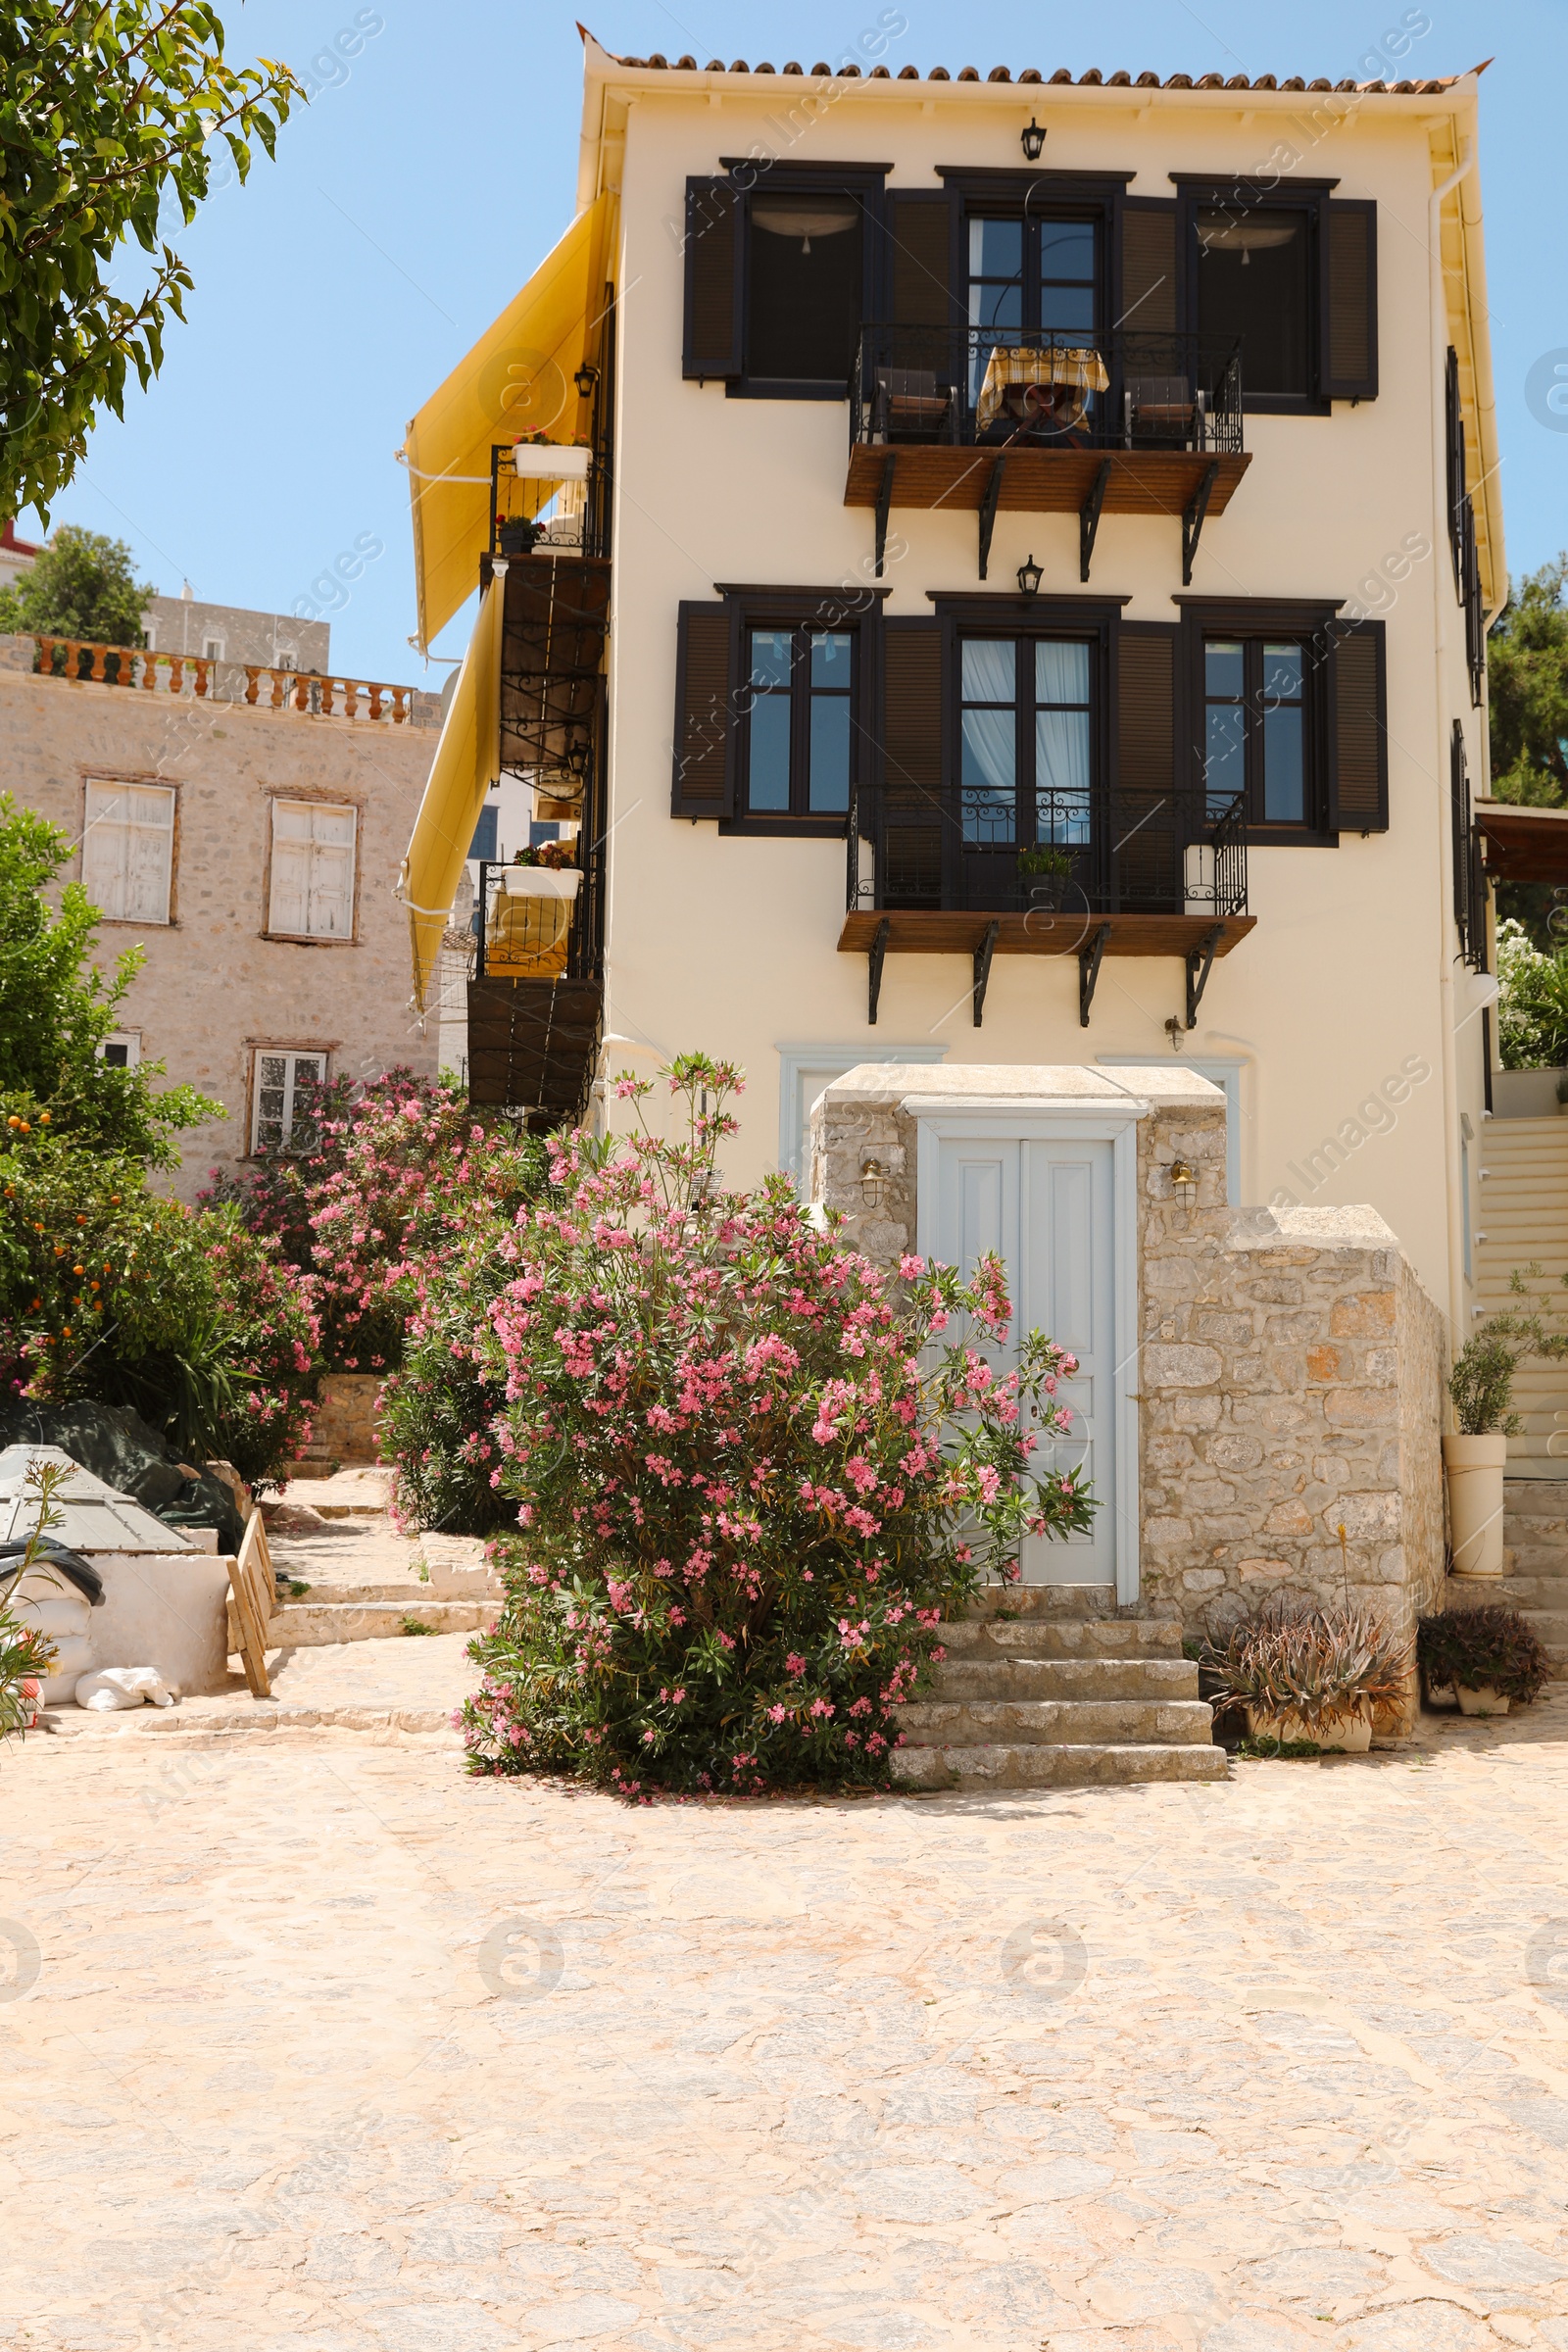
[204, 1069, 550, 1373]
[460, 1054, 1095, 1796]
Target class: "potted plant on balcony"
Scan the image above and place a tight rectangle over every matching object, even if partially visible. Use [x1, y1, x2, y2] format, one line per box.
[1446, 1269, 1568, 1578]
[484, 840, 580, 978]
[1017, 843, 1075, 910]
[1418, 1603, 1550, 1716]
[496, 515, 540, 559]
[1200, 1592, 1411, 1753]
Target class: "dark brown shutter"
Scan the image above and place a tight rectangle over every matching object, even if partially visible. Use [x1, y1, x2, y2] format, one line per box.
[682, 178, 742, 380]
[671, 601, 732, 818]
[1320, 199, 1378, 401]
[1115, 622, 1182, 908]
[887, 190, 951, 329]
[1119, 199, 1178, 338]
[1328, 619, 1389, 831]
[880, 617, 944, 906]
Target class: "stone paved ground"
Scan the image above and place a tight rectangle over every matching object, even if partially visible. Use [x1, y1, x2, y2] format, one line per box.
[3, 1690, 1568, 2351]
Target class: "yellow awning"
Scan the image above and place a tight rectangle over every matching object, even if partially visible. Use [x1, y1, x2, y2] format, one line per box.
[401, 580, 503, 1012]
[403, 192, 615, 652]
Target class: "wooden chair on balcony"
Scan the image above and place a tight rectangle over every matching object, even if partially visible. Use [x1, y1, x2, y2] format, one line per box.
[873, 368, 954, 443]
[1124, 376, 1206, 450]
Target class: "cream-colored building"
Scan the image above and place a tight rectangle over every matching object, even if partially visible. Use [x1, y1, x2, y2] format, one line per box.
[403, 38, 1502, 1348]
[0, 628, 441, 1197]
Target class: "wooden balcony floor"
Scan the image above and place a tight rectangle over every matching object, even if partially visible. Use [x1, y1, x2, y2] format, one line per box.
[844, 444, 1250, 515]
[838, 910, 1256, 957]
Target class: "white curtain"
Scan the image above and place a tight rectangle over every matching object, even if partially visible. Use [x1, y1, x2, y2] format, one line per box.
[1034, 643, 1091, 841]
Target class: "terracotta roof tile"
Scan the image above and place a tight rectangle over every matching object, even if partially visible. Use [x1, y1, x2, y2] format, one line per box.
[607, 50, 1464, 95]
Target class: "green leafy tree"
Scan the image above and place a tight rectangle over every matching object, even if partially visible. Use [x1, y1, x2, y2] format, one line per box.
[0, 795, 220, 1162]
[1489, 557, 1568, 808]
[0, 3, 299, 523]
[0, 524, 152, 644]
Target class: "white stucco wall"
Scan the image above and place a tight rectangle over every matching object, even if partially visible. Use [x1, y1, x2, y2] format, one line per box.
[592, 74, 1491, 1328]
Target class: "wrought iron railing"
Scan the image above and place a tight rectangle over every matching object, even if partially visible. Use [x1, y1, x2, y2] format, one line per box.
[473, 858, 599, 985]
[851, 325, 1244, 459]
[847, 786, 1249, 922]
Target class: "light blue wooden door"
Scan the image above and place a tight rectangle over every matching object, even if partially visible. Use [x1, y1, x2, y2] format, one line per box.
[932, 1132, 1116, 1588]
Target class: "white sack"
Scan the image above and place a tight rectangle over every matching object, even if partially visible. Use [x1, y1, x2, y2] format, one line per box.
[74, 1666, 174, 1711]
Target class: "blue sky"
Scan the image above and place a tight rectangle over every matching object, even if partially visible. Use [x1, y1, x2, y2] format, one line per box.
[27, 0, 1567, 685]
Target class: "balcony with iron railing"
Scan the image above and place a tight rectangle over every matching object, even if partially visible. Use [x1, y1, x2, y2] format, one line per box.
[846, 326, 1250, 582]
[842, 782, 1254, 1028]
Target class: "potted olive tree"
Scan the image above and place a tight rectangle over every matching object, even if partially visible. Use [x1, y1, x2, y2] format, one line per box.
[1446, 1268, 1568, 1578]
[1418, 1603, 1551, 1716]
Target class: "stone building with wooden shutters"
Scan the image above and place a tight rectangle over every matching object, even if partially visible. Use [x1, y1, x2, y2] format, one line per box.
[0, 622, 441, 1200]
[400, 39, 1500, 1622]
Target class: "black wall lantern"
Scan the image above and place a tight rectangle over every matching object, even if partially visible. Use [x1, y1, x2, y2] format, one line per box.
[1017, 553, 1044, 598]
[573, 362, 598, 400]
[1020, 116, 1047, 161]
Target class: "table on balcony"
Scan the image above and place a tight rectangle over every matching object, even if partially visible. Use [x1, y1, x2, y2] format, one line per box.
[974, 344, 1110, 438]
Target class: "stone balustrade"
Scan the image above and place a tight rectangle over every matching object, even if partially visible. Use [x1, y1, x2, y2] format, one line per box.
[19, 634, 438, 725]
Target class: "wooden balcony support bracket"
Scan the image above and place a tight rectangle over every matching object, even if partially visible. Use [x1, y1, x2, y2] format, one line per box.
[867, 915, 890, 1025]
[1079, 922, 1111, 1027]
[977, 455, 1006, 582]
[1079, 462, 1111, 584]
[1186, 922, 1226, 1029]
[874, 455, 896, 579]
[1182, 461, 1220, 587]
[972, 920, 1001, 1026]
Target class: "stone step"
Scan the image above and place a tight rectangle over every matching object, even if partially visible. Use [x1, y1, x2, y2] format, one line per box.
[893, 1740, 1229, 1791]
[897, 1696, 1217, 1748]
[261, 1598, 491, 1647]
[931, 1656, 1200, 1703]
[940, 1615, 1186, 1663]
[1504, 1544, 1568, 1571]
[1503, 1483, 1568, 1517]
[1491, 1573, 1568, 1606]
[967, 1582, 1117, 1620]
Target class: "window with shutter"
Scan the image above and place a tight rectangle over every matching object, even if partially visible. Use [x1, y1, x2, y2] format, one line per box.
[880, 618, 944, 906]
[670, 603, 732, 818]
[749, 193, 864, 385]
[1327, 620, 1389, 833]
[682, 178, 742, 380]
[251, 1049, 327, 1154]
[1320, 199, 1378, 400]
[1120, 200, 1178, 337]
[81, 780, 175, 924]
[268, 800, 358, 939]
[1446, 345, 1467, 591]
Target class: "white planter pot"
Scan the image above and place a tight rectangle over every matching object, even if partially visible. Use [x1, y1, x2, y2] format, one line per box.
[1455, 1682, 1510, 1716]
[499, 866, 580, 901]
[1247, 1705, 1373, 1753]
[1443, 1432, 1508, 1577]
[509, 443, 591, 480]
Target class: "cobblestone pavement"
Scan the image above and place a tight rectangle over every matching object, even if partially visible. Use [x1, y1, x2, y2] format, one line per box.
[3, 1691, 1568, 2351]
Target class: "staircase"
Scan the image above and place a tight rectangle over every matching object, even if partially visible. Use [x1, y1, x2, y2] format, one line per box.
[1499, 1485, 1568, 1677]
[1474, 1116, 1568, 1475]
[893, 1585, 1227, 1790]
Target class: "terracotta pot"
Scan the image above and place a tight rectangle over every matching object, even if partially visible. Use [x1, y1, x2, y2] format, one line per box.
[1443, 1431, 1508, 1577]
[1455, 1682, 1510, 1716]
[1247, 1705, 1373, 1753]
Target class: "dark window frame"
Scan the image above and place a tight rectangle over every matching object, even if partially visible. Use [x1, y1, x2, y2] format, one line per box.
[1176, 598, 1345, 846]
[739, 619, 859, 825]
[1201, 634, 1319, 834]
[953, 624, 1100, 851]
[717, 159, 892, 401]
[1173, 175, 1341, 416]
[715, 583, 888, 836]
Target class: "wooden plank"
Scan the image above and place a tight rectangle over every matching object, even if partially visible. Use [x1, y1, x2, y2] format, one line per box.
[844, 444, 1250, 517]
[837, 909, 1256, 958]
[227, 1511, 272, 1698]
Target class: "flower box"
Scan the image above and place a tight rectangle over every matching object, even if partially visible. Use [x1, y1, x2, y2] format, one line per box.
[510, 444, 591, 481]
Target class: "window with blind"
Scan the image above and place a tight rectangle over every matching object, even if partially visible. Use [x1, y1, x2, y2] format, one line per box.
[959, 636, 1095, 848]
[252, 1049, 327, 1154]
[81, 780, 175, 924]
[682, 169, 882, 396]
[1178, 183, 1378, 411]
[268, 800, 357, 940]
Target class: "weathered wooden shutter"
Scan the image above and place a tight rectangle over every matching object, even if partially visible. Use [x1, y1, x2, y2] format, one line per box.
[81, 782, 128, 921]
[682, 177, 742, 380]
[1328, 619, 1389, 832]
[670, 601, 732, 818]
[1120, 199, 1179, 338]
[307, 806, 357, 939]
[122, 786, 175, 924]
[1115, 622, 1182, 907]
[880, 617, 944, 906]
[269, 802, 312, 935]
[1320, 199, 1378, 401]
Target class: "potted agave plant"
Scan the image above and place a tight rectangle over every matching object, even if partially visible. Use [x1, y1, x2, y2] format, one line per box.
[1200, 1593, 1412, 1753]
[1418, 1603, 1550, 1716]
[1017, 842, 1075, 910]
[1446, 1268, 1568, 1579]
